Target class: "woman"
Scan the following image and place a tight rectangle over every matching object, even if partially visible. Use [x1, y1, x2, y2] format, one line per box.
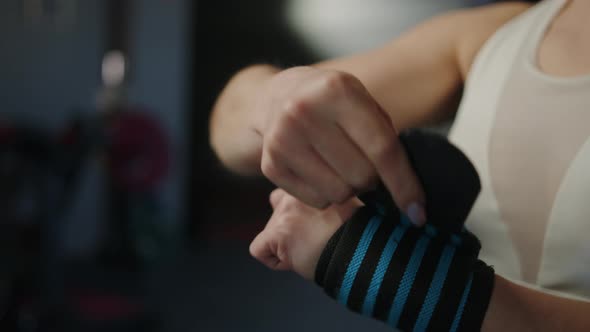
[209, 0, 590, 330]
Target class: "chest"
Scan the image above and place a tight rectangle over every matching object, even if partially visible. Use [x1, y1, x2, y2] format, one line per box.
[490, 86, 590, 198]
[537, 21, 590, 77]
[449, 0, 590, 295]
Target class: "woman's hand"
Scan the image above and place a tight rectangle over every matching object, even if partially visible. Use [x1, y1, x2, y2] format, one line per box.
[249, 189, 361, 280]
[255, 66, 426, 225]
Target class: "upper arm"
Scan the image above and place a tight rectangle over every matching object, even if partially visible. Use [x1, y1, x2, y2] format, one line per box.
[314, 2, 532, 130]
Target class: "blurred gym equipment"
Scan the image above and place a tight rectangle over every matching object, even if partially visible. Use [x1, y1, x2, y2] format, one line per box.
[0, 109, 170, 331]
[0, 1, 174, 330]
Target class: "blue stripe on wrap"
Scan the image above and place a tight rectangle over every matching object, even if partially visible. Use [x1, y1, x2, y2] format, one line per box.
[337, 214, 383, 305]
[450, 273, 474, 332]
[387, 233, 431, 327]
[400, 214, 412, 227]
[361, 220, 410, 316]
[413, 244, 457, 332]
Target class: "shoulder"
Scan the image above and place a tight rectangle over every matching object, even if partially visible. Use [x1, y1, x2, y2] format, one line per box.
[451, 2, 535, 78]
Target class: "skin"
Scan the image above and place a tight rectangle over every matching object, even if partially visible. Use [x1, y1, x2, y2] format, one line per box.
[211, 0, 590, 330]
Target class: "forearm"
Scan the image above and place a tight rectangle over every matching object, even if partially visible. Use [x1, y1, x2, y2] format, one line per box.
[483, 275, 590, 332]
[209, 64, 280, 175]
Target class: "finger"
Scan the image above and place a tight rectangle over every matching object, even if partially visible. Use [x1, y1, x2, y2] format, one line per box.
[269, 188, 286, 209]
[261, 151, 327, 208]
[249, 230, 279, 269]
[338, 100, 427, 226]
[267, 122, 354, 207]
[286, 145, 355, 206]
[305, 120, 377, 193]
[262, 122, 354, 208]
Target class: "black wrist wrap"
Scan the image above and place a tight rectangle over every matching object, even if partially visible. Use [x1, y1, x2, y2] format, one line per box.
[314, 130, 495, 332]
[315, 206, 494, 331]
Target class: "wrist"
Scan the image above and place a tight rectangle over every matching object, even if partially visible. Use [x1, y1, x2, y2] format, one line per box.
[314, 203, 494, 331]
[304, 199, 363, 281]
[248, 64, 283, 133]
[301, 218, 346, 281]
[210, 64, 281, 175]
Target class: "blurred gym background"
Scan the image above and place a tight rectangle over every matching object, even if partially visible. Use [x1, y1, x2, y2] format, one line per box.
[0, 0, 535, 331]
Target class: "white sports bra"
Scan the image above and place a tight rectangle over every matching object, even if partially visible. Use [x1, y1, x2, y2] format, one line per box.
[449, 0, 590, 300]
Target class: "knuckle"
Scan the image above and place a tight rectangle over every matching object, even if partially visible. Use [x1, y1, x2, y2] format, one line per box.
[320, 71, 364, 99]
[269, 189, 283, 204]
[321, 71, 352, 91]
[275, 216, 297, 234]
[249, 240, 260, 258]
[264, 137, 283, 159]
[282, 97, 309, 119]
[261, 155, 282, 180]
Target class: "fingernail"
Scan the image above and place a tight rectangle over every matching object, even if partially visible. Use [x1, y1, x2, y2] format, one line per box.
[407, 202, 426, 226]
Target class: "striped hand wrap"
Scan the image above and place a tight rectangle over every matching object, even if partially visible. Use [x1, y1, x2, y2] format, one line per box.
[315, 130, 494, 332]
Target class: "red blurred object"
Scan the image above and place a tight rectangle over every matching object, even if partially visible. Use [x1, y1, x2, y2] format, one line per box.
[71, 290, 143, 321]
[107, 110, 170, 192]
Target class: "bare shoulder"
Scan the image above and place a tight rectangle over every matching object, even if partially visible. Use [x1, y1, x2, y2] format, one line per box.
[452, 2, 534, 78]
